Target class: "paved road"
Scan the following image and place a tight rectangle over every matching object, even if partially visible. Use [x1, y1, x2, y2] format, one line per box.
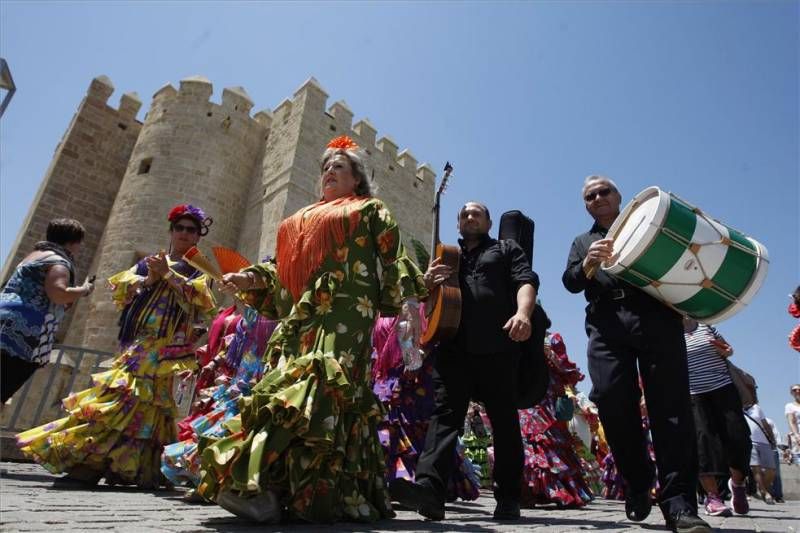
[1, 462, 797, 532]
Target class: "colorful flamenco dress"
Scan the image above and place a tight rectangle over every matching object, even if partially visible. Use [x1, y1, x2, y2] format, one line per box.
[569, 391, 607, 496]
[601, 394, 657, 500]
[463, 402, 494, 487]
[370, 310, 481, 502]
[17, 258, 215, 488]
[197, 196, 426, 523]
[161, 306, 276, 487]
[176, 305, 241, 442]
[518, 333, 594, 507]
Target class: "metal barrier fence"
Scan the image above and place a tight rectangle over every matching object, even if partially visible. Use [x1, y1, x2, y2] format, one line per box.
[2, 344, 113, 433]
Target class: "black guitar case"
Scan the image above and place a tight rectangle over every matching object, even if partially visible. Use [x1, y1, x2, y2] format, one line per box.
[498, 210, 551, 409]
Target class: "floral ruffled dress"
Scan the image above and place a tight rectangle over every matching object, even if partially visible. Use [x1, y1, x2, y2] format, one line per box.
[197, 196, 426, 523]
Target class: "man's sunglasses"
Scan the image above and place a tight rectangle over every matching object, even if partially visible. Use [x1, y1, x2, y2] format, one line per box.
[172, 223, 199, 234]
[584, 187, 613, 202]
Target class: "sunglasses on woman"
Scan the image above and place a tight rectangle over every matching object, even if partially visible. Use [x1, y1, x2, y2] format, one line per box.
[172, 223, 199, 234]
[584, 187, 613, 202]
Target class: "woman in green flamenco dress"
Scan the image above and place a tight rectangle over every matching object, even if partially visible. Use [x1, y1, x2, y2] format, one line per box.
[200, 135, 427, 524]
[17, 204, 216, 488]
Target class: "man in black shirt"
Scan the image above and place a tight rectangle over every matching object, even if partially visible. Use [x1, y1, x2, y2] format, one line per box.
[391, 201, 538, 521]
[563, 176, 710, 533]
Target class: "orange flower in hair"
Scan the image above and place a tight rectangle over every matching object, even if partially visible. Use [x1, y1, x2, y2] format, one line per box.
[326, 135, 359, 151]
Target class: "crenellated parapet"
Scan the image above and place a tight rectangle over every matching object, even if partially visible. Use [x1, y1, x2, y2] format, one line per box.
[144, 76, 265, 136]
[10, 73, 435, 354]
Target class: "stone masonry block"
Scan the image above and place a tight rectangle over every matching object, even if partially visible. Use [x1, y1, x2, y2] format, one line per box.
[179, 75, 213, 101]
[376, 136, 398, 158]
[353, 119, 377, 147]
[397, 149, 418, 170]
[88, 75, 114, 103]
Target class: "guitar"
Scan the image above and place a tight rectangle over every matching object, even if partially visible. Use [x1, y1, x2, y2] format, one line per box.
[421, 162, 461, 346]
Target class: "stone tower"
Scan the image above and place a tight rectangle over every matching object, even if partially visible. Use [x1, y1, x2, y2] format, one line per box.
[5, 75, 436, 354]
[1, 76, 142, 337]
[66, 76, 268, 351]
[238, 77, 435, 265]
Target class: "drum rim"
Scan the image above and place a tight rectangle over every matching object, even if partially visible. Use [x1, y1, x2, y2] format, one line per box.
[603, 186, 667, 273]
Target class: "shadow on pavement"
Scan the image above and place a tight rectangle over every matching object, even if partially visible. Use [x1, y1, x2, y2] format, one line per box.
[0, 471, 59, 484]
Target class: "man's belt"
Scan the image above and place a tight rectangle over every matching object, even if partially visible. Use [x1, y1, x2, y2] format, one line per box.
[590, 288, 628, 304]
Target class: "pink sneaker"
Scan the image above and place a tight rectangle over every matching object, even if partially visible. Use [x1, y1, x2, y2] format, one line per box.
[704, 494, 732, 517]
[728, 479, 749, 515]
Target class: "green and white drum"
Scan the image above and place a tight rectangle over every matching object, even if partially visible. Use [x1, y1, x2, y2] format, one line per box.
[602, 187, 768, 324]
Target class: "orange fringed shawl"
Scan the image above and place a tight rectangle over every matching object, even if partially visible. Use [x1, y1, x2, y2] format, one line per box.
[275, 195, 368, 301]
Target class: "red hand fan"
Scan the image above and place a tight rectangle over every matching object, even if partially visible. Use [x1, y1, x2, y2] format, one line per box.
[212, 246, 251, 274]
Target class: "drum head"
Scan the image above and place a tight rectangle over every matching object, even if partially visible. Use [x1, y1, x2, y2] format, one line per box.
[604, 187, 668, 273]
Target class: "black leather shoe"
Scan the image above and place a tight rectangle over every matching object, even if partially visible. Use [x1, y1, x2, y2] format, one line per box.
[493, 500, 521, 520]
[666, 510, 712, 533]
[389, 478, 445, 521]
[625, 490, 652, 522]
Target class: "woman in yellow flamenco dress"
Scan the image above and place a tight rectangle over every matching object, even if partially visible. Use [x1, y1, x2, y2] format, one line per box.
[200, 136, 427, 524]
[17, 204, 216, 489]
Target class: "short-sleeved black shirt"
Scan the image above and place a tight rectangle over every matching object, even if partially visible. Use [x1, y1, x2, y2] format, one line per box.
[452, 235, 539, 354]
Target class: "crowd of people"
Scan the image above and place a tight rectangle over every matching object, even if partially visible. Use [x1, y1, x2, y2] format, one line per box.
[1, 137, 797, 533]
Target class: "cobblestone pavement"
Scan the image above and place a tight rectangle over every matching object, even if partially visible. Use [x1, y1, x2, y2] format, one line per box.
[1, 462, 797, 532]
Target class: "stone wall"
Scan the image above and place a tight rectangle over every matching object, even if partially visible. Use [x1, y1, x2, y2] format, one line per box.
[1, 76, 142, 339]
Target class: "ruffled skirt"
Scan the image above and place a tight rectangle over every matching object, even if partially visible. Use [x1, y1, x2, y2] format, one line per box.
[197, 350, 393, 523]
[17, 338, 195, 488]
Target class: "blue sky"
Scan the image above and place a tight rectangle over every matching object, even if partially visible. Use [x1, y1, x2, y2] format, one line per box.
[1, 1, 798, 434]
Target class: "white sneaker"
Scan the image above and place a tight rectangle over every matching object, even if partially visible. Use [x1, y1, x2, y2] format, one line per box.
[217, 489, 282, 523]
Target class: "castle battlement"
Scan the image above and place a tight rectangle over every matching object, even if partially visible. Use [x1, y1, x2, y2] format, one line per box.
[152, 83, 178, 102]
[146, 76, 267, 138]
[253, 109, 273, 131]
[328, 100, 353, 130]
[87, 75, 114, 103]
[178, 75, 213, 101]
[221, 86, 254, 115]
[352, 118, 377, 146]
[7, 74, 434, 354]
[85, 75, 143, 121]
[416, 163, 436, 183]
[118, 92, 142, 120]
[273, 98, 293, 122]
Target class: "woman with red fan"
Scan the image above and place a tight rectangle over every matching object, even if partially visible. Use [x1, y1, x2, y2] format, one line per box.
[17, 204, 216, 489]
[198, 136, 427, 524]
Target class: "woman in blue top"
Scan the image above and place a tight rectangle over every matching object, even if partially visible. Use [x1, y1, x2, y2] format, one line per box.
[1, 218, 94, 404]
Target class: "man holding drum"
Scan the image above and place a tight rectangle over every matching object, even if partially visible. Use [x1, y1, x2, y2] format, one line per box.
[563, 176, 711, 533]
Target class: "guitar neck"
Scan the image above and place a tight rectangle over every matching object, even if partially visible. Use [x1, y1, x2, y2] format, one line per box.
[430, 163, 452, 255]
[431, 197, 441, 252]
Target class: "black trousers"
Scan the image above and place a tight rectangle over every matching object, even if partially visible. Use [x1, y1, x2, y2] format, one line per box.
[416, 342, 522, 503]
[1, 350, 42, 404]
[586, 301, 698, 517]
[691, 383, 751, 476]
